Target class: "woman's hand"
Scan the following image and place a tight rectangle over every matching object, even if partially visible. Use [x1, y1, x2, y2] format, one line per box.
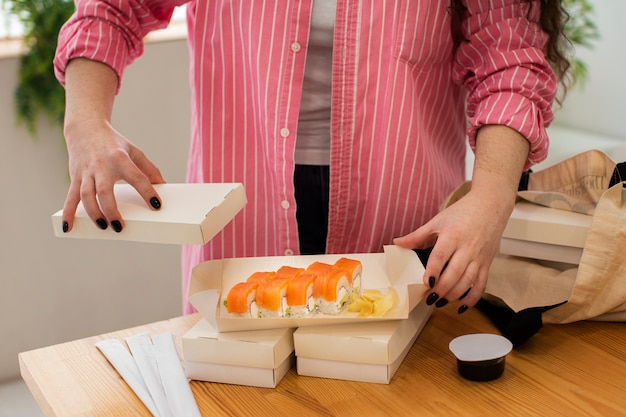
[394, 186, 515, 313]
[63, 120, 165, 233]
[394, 125, 530, 313]
[61, 58, 165, 234]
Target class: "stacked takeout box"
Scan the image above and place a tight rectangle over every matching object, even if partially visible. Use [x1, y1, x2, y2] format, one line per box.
[187, 245, 432, 386]
[500, 199, 593, 266]
[52, 183, 432, 387]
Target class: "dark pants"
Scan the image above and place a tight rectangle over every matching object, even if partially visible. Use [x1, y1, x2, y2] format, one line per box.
[293, 164, 433, 264]
[294, 165, 329, 255]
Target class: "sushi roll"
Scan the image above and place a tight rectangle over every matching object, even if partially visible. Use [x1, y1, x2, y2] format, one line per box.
[318, 268, 353, 315]
[333, 257, 363, 294]
[246, 271, 275, 283]
[306, 261, 333, 276]
[225, 281, 261, 317]
[285, 273, 317, 317]
[257, 277, 291, 317]
[273, 265, 304, 280]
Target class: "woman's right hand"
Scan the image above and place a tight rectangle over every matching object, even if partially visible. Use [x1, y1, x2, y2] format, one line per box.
[61, 58, 165, 234]
[62, 119, 165, 233]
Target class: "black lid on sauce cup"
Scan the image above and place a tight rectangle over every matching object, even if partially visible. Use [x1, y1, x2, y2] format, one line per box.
[449, 333, 513, 382]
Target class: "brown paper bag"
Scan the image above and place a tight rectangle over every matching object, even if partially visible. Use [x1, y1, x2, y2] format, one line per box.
[445, 150, 626, 343]
[488, 182, 626, 324]
[518, 149, 616, 215]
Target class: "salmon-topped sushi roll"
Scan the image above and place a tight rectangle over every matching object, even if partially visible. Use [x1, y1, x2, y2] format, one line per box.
[311, 267, 331, 300]
[245, 271, 274, 309]
[333, 257, 363, 294]
[306, 261, 333, 276]
[258, 277, 291, 317]
[225, 281, 261, 317]
[273, 265, 304, 280]
[285, 273, 317, 317]
[246, 271, 275, 283]
[318, 268, 353, 315]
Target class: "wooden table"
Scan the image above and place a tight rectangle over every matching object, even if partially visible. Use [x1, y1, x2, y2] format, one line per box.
[20, 307, 626, 417]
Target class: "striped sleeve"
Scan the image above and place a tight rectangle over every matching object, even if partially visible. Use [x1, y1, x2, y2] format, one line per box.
[54, 0, 184, 91]
[453, 0, 557, 169]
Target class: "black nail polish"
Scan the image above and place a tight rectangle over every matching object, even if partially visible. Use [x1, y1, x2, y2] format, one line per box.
[62, 221, 69, 233]
[435, 297, 448, 308]
[150, 196, 161, 209]
[428, 276, 436, 288]
[96, 218, 108, 230]
[458, 305, 469, 315]
[426, 292, 439, 306]
[111, 220, 122, 233]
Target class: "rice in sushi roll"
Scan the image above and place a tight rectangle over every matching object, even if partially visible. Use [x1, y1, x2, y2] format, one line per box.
[316, 268, 353, 315]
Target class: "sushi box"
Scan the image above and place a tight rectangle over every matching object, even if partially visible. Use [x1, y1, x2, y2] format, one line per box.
[51, 182, 247, 245]
[500, 200, 592, 265]
[188, 245, 428, 332]
[182, 317, 295, 388]
[293, 300, 433, 384]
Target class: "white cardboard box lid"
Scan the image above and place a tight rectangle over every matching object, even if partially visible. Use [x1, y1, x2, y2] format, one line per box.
[293, 299, 432, 365]
[185, 353, 294, 388]
[51, 183, 247, 245]
[502, 200, 592, 248]
[188, 245, 427, 332]
[182, 318, 294, 368]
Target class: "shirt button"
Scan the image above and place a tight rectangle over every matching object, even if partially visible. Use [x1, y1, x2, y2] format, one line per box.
[284, 248, 294, 256]
[280, 127, 290, 138]
[291, 42, 301, 53]
[280, 200, 290, 209]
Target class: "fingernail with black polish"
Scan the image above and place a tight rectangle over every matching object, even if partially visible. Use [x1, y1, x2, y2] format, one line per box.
[457, 305, 469, 315]
[150, 196, 161, 209]
[96, 218, 108, 230]
[428, 276, 436, 288]
[426, 292, 439, 306]
[111, 220, 123, 233]
[62, 221, 69, 233]
[459, 287, 471, 300]
[435, 298, 448, 308]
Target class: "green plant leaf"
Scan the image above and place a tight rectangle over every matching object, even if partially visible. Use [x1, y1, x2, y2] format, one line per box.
[3, 0, 75, 138]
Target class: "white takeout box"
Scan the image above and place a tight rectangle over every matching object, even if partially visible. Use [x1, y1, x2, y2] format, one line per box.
[189, 245, 427, 332]
[500, 200, 593, 264]
[294, 300, 432, 384]
[51, 183, 247, 245]
[182, 318, 294, 388]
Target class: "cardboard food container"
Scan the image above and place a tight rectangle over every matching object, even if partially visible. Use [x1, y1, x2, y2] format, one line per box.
[293, 300, 433, 384]
[189, 245, 427, 332]
[51, 183, 247, 245]
[182, 318, 294, 388]
[500, 200, 592, 265]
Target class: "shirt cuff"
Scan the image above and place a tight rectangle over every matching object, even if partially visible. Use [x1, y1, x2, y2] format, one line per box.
[54, 18, 142, 94]
[467, 92, 552, 171]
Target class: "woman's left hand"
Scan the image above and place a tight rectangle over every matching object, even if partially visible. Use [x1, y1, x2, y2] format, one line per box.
[394, 124, 531, 313]
[393, 185, 515, 312]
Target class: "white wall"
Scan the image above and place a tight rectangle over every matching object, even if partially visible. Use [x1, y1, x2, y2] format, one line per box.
[538, 0, 626, 165]
[0, 38, 191, 381]
[552, 0, 626, 140]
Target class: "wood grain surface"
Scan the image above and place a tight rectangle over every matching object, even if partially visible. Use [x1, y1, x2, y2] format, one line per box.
[19, 307, 626, 416]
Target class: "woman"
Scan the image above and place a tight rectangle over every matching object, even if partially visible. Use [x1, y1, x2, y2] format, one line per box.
[54, 0, 571, 314]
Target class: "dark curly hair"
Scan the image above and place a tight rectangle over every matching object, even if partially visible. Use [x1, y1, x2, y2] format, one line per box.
[450, 0, 572, 98]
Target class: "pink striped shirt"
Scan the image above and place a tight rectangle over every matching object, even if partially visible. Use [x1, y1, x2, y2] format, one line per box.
[54, 0, 556, 313]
